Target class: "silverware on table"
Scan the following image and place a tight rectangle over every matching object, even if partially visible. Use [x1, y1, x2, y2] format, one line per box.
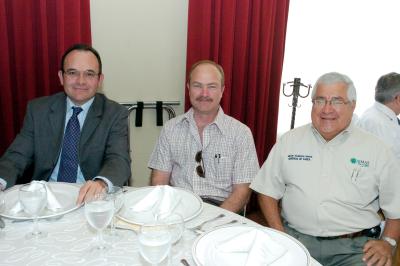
[11, 219, 31, 223]
[0, 217, 5, 229]
[11, 215, 64, 223]
[188, 213, 225, 232]
[192, 219, 240, 235]
[180, 258, 190, 266]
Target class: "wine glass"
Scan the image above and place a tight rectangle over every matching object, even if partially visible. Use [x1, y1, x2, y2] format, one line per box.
[107, 186, 125, 240]
[138, 221, 172, 265]
[85, 192, 114, 251]
[0, 190, 5, 238]
[159, 213, 184, 245]
[0, 190, 5, 213]
[19, 182, 47, 239]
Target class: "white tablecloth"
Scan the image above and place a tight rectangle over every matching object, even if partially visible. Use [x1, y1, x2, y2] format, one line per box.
[0, 187, 322, 266]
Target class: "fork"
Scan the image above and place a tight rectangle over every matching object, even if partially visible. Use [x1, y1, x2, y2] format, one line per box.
[188, 213, 225, 232]
[192, 219, 239, 234]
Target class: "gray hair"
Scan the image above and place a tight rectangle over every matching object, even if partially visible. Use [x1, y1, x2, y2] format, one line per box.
[375, 72, 400, 103]
[311, 72, 357, 102]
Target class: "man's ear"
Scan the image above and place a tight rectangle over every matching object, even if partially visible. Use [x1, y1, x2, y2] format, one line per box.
[58, 70, 64, 86]
[98, 73, 104, 86]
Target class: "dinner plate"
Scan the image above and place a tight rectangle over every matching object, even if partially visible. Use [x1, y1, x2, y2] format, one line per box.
[192, 225, 311, 266]
[0, 182, 82, 220]
[117, 186, 203, 225]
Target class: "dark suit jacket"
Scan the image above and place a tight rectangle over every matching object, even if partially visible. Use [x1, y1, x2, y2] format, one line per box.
[0, 92, 131, 188]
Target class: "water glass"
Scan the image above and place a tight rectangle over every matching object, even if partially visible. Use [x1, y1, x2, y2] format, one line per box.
[107, 186, 125, 239]
[160, 213, 184, 245]
[85, 192, 114, 251]
[0, 190, 5, 238]
[0, 190, 4, 213]
[19, 182, 47, 239]
[138, 221, 172, 265]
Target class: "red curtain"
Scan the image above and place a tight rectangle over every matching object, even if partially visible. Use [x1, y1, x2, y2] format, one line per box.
[0, 0, 91, 154]
[185, 0, 290, 163]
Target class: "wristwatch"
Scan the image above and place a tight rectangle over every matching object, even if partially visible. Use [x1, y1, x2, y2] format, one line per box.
[381, 236, 397, 249]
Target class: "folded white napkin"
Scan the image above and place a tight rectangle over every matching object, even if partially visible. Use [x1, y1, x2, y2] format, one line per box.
[129, 185, 181, 218]
[206, 228, 287, 266]
[10, 181, 63, 214]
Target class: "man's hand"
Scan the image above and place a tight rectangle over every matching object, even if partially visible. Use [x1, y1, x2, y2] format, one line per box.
[76, 180, 107, 204]
[363, 239, 393, 266]
[220, 183, 250, 213]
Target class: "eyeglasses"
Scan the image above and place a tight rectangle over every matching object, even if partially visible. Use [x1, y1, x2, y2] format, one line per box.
[312, 97, 351, 107]
[195, 151, 205, 178]
[63, 69, 100, 81]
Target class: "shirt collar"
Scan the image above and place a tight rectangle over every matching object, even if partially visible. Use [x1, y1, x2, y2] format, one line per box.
[311, 122, 352, 145]
[66, 97, 94, 114]
[182, 107, 227, 135]
[374, 101, 398, 123]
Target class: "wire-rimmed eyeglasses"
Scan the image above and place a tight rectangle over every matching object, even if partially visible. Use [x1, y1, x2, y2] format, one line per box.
[195, 151, 205, 178]
[312, 97, 351, 107]
[63, 69, 100, 81]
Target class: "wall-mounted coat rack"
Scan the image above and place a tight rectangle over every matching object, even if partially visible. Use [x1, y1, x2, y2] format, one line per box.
[120, 101, 180, 127]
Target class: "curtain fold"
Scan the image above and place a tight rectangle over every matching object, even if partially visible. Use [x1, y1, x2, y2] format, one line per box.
[0, 0, 92, 154]
[186, 0, 290, 163]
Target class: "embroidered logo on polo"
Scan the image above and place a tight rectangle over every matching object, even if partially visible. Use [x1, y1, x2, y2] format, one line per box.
[288, 154, 312, 161]
[350, 157, 369, 167]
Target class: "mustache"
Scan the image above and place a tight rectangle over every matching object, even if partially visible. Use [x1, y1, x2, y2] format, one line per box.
[195, 96, 213, 102]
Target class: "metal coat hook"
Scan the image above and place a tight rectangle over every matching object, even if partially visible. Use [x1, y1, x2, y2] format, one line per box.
[282, 78, 311, 129]
[120, 101, 180, 125]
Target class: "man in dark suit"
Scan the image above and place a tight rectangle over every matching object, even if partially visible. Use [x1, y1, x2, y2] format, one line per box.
[0, 44, 131, 203]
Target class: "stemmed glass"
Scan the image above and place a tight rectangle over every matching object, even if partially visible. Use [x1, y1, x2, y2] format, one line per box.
[0, 190, 5, 238]
[19, 182, 47, 239]
[159, 213, 184, 245]
[107, 186, 125, 240]
[0, 190, 5, 214]
[84, 192, 114, 251]
[138, 221, 172, 266]
[161, 213, 185, 265]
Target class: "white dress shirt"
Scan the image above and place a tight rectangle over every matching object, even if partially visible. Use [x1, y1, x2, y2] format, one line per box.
[358, 102, 400, 160]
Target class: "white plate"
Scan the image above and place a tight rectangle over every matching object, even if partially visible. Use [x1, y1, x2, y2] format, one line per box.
[192, 225, 311, 266]
[117, 186, 203, 225]
[0, 182, 82, 220]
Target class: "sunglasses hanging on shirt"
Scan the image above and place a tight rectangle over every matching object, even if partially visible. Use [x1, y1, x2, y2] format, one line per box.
[195, 151, 205, 178]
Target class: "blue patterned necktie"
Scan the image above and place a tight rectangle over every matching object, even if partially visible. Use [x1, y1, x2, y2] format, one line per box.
[57, 107, 83, 183]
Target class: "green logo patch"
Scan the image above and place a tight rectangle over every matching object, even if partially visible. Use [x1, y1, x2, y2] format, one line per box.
[350, 157, 369, 167]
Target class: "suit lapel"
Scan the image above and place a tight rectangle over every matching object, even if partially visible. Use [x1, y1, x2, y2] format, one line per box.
[49, 93, 67, 149]
[80, 94, 103, 146]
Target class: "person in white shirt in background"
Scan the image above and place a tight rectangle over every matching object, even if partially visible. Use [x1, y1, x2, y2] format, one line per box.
[358, 72, 400, 160]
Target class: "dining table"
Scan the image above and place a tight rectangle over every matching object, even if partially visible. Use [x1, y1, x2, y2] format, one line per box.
[0, 185, 322, 266]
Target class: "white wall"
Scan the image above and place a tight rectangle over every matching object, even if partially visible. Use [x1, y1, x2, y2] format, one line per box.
[90, 0, 189, 187]
[279, 0, 400, 134]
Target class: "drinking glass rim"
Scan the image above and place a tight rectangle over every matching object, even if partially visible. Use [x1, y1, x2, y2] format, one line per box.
[19, 182, 46, 192]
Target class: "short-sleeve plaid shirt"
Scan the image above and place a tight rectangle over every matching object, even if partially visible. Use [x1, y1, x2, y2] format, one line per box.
[148, 108, 260, 201]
